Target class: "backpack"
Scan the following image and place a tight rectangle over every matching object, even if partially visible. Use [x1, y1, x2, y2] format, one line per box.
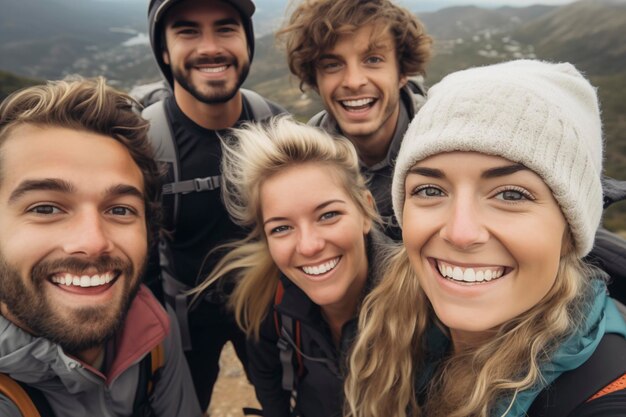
[0, 343, 165, 417]
[243, 281, 305, 417]
[140, 87, 277, 351]
[527, 332, 626, 417]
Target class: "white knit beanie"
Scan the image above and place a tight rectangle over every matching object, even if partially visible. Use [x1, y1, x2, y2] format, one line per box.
[392, 60, 603, 257]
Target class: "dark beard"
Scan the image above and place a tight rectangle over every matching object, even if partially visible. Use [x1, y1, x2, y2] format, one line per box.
[0, 255, 143, 354]
[172, 55, 250, 104]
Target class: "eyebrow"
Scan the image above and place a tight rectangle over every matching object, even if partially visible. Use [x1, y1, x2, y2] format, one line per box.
[105, 184, 145, 201]
[8, 179, 75, 203]
[481, 164, 528, 179]
[407, 164, 529, 180]
[170, 17, 240, 29]
[407, 167, 445, 179]
[214, 17, 241, 27]
[263, 199, 346, 226]
[8, 179, 144, 204]
[170, 20, 199, 29]
[317, 53, 340, 62]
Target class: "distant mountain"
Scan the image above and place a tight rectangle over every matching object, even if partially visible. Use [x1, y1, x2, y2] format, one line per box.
[0, 0, 148, 81]
[513, 0, 626, 74]
[1, 0, 624, 228]
[0, 70, 41, 101]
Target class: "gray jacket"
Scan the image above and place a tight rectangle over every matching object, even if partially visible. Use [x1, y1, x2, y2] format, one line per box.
[309, 79, 427, 241]
[0, 286, 202, 417]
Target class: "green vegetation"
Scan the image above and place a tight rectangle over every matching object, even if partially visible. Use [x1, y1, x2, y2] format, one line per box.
[0, 71, 41, 102]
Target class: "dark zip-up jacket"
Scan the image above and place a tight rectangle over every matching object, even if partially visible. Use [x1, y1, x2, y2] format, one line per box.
[247, 229, 391, 417]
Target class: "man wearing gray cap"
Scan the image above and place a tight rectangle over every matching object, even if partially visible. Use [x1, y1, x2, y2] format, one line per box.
[145, 0, 285, 410]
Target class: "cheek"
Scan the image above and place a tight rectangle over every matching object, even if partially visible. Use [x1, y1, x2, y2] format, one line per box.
[266, 240, 289, 270]
[118, 224, 149, 268]
[402, 208, 429, 255]
[0, 226, 55, 275]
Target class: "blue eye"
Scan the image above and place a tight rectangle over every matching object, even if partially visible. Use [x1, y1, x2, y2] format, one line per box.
[320, 211, 339, 221]
[412, 185, 445, 198]
[494, 188, 534, 202]
[270, 225, 291, 235]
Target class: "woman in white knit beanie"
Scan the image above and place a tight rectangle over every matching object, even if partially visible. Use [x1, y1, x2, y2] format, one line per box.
[344, 60, 626, 417]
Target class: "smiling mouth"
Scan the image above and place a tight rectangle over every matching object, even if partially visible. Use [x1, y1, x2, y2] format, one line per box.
[49, 271, 118, 288]
[339, 98, 376, 112]
[300, 257, 341, 276]
[435, 259, 509, 284]
[197, 65, 229, 74]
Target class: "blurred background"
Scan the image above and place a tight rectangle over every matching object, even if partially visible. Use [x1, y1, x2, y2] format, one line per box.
[1, 0, 623, 235]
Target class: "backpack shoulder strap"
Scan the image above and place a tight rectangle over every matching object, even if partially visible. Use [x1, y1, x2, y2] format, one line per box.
[133, 342, 166, 417]
[273, 281, 304, 393]
[241, 89, 274, 121]
[527, 333, 626, 417]
[0, 373, 44, 417]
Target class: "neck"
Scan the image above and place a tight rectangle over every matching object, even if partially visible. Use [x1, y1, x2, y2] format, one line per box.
[346, 104, 400, 167]
[174, 86, 242, 130]
[450, 328, 496, 354]
[320, 263, 369, 346]
[73, 345, 105, 367]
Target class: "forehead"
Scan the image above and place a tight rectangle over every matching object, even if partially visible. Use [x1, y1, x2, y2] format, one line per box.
[163, 0, 242, 26]
[260, 164, 352, 211]
[0, 124, 144, 195]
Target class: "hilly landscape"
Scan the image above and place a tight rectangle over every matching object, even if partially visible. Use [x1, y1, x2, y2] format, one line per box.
[1, 0, 625, 231]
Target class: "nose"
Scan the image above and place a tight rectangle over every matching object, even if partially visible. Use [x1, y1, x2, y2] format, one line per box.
[62, 209, 114, 257]
[341, 61, 367, 90]
[439, 196, 489, 250]
[196, 32, 222, 56]
[296, 226, 325, 258]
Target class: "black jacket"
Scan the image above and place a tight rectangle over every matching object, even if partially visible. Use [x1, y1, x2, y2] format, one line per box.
[247, 229, 391, 417]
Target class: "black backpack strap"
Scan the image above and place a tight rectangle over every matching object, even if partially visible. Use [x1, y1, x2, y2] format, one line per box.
[527, 333, 626, 417]
[132, 343, 165, 417]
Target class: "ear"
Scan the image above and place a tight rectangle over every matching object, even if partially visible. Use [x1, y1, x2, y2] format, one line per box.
[399, 74, 408, 89]
[362, 191, 375, 235]
[162, 49, 170, 65]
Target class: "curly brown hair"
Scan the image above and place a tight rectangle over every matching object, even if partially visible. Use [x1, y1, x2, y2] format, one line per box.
[278, 0, 432, 90]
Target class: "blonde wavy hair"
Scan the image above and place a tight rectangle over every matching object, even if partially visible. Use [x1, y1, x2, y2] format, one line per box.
[345, 236, 594, 417]
[193, 116, 378, 339]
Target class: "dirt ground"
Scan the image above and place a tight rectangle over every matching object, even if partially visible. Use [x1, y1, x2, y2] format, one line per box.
[207, 342, 261, 417]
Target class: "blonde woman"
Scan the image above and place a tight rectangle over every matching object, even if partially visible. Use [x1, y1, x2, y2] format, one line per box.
[194, 117, 390, 417]
[345, 60, 626, 417]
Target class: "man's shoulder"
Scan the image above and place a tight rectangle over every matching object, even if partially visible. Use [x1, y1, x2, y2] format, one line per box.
[241, 89, 288, 121]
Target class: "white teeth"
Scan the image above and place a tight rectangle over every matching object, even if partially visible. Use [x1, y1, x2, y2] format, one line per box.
[463, 268, 476, 282]
[302, 257, 340, 276]
[341, 98, 374, 108]
[198, 66, 227, 73]
[436, 260, 505, 283]
[50, 272, 115, 288]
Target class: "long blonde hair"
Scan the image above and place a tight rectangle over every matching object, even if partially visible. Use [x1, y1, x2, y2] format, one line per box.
[345, 241, 594, 417]
[193, 116, 378, 339]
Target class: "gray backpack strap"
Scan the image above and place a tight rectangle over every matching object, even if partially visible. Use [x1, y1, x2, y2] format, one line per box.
[142, 101, 182, 222]
[142, 101, 195, 350]
[277, 315, 298, 392]
[307, 110, 325, 127]
[241, 88, 273, 121]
